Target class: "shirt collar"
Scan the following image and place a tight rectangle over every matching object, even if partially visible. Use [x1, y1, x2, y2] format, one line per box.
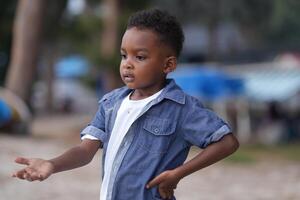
[159, 79, 186, 104]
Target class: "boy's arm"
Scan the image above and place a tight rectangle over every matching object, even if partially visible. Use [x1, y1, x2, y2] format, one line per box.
[49, 139, 101, 173]
[12, 139, 101, 182]
[147, 134, 239, 199]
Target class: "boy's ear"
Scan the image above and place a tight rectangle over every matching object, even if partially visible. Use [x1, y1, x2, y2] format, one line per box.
[163, 56, 177, 74]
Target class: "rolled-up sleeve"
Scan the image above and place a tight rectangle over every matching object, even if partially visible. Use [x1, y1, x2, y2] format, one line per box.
[80, 100, 107, 146]
[181, 98, 232, 149]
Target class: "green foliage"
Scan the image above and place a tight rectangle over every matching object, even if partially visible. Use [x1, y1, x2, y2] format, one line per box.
[0, 0, 17, 85]
[43, 0, 68, 40]
[155, 0, 300, 51]
[59, 14, 103, 55]
[120, 0, 152, 12]
[55, 0, 153, 70]
[267, 0, 300, 46]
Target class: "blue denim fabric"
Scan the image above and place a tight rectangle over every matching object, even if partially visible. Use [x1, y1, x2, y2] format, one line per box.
[81, 79, 231, 200]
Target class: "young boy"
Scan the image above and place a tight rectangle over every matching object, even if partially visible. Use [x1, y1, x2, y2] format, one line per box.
[12, 9, 239, 200]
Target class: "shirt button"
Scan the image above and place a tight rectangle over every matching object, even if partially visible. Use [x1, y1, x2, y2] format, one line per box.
[154, 128, 159, 133]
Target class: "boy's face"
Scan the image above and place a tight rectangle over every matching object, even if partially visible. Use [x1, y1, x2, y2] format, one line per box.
[120, 27, 176, 95]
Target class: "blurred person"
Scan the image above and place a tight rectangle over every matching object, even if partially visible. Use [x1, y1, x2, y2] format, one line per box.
[0, 99, 12, 128]
[12, 9, 239, 200]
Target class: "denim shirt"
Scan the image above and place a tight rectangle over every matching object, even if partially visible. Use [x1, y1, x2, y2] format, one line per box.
[81, 79, 231, 200]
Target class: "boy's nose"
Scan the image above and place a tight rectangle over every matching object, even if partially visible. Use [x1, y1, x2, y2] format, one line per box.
[123, 59, 134, 69]
[125, 64, 133, 69]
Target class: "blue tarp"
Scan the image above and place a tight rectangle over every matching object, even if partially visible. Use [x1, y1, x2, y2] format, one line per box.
[168, 65, 244, 101]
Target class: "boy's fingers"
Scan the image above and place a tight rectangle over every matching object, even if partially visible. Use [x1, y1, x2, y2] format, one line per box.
[23, 173, 29, 179]
[167, 190, 174, 199]
[38, 174, 45, 181]
[24, 173, 33, 182]
[159, 187, 173, 199]
[14, 169, 27, 179]
[15, 157, 30, 165]
[12, 171, 18, 177]
[147, 174, 164, 189]
[159, 189, 168, 199]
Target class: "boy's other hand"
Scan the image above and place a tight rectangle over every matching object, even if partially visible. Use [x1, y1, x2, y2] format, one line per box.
[146, 170, 180, 199]
[12, 157, 54, 182]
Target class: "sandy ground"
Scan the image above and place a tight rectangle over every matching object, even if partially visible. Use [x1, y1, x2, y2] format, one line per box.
[1, 114, 300, 200]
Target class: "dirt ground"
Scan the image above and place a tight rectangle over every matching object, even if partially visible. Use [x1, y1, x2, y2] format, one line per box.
[1, 114, 300, 200]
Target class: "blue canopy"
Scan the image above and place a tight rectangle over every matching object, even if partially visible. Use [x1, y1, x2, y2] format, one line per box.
[242, 69, 300, 102]
[55, 55, 90, 78]
[168, 65, 244, 101]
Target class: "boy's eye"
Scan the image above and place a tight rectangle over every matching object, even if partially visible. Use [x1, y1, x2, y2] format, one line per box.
[121, 54, 127, 59]
[136, 55, 146, 61]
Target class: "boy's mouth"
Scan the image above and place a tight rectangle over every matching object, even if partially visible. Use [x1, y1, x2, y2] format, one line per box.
[123, 73, 135, 82]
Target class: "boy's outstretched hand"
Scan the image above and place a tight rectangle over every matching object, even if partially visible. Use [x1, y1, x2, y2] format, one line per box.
[12, 157, 54, 182]
[146, 170, 180, 199]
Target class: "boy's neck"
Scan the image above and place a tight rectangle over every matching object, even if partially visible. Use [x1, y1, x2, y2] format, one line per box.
[130, 81, 166, 100]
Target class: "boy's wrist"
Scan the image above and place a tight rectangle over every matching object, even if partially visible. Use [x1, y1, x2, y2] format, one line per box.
[47, 159, 57, 174]
[172, 166, 187, 180]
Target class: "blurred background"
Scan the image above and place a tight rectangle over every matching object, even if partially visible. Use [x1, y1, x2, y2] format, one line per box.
[1, 0, 300, 199]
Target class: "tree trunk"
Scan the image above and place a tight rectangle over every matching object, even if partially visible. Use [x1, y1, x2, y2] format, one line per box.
[100, 0, 120, 91]
[207, 0, 221, 61]
[44, 44, 55, 112]
[5, 0, 46, 103]
[100, 0, 119, 57]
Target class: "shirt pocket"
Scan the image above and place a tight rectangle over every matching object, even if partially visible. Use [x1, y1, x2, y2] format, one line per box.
[138, 116, 176, 154]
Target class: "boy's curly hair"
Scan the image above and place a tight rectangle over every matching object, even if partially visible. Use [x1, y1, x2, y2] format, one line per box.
[127, 9, 185, 58]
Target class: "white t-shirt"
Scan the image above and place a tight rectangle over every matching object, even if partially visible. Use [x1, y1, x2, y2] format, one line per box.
[82, 89, 162, 200]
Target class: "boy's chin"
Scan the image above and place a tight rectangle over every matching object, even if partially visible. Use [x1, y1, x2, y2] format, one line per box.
[124, 83, 136, 89]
